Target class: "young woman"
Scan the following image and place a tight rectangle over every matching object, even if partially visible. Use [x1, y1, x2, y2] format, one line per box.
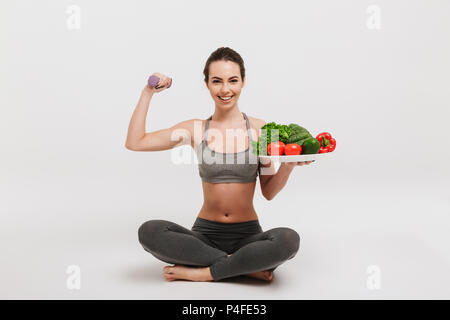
[125, 47, 312, 282]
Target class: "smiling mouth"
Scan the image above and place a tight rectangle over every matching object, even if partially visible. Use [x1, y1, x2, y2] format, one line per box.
[218, 95, 234, 101]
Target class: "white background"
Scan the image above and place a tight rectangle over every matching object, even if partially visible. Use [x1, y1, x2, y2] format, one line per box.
[1, 0, 449, 299]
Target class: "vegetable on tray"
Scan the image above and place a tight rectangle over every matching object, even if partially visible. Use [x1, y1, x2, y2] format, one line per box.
[316, 132, 336, 153]
[284, 143, 302, 155]
[267, 141, 285, 156]
[251, 122, 335, 156]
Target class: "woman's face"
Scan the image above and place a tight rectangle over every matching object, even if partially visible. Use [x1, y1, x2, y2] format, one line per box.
[206, 60, 245, 109]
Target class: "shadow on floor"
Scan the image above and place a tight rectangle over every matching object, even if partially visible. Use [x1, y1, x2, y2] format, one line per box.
[122, 263, 166, 283]
[218, 275, 276, 286]
[122, 263, 277, 287]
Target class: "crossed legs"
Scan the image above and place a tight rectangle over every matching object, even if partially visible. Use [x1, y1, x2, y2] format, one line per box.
[138, 219, 300, 282]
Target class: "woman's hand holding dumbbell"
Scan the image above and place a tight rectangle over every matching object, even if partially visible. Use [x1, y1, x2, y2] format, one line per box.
[145, 73, 172, 93]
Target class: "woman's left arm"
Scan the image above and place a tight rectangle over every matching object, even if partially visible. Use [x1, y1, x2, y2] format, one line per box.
[261, 161, 313, 201]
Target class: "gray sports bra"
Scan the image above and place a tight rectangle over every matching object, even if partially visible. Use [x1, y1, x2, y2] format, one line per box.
[197, 112, 259, 183]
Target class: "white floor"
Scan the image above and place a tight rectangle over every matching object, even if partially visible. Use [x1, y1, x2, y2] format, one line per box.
[2, 173, 449, 299]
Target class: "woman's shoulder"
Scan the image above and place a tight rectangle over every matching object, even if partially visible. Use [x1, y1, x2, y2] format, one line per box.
[186, 118, 208, 139]
[246, 115, 267, 139]
[247, 115, 266, 128]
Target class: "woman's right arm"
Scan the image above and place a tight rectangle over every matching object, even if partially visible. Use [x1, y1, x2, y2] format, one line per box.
[125, 75, 192, 152]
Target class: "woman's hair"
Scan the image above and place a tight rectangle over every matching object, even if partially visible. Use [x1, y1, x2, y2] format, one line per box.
[203, 47, 245, 83]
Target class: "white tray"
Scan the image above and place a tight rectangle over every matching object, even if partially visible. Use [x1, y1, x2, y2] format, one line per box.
[258, 153, 329, 163]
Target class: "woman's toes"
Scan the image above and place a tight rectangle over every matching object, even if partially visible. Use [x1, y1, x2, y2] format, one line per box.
[163, 265, 175, 274]
[265, 271, 274, 281]
[163, 273, 175, 281]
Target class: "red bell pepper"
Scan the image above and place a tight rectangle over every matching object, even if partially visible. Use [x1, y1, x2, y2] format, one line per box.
[316, 132, 336, 153]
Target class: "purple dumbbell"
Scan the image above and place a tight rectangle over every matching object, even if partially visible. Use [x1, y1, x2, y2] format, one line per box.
[148, 75, 172, 89]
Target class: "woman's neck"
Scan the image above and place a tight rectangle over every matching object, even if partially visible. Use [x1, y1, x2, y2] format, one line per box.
[211, 107, 244, 125]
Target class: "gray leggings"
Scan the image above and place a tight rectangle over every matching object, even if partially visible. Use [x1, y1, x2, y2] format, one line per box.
[138, 217, 300, 281]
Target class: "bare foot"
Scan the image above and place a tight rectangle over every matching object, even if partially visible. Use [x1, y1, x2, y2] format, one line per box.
[244, 270, 274, 281]
[227, 254, 274, 281]
[163, 265, 213, 282]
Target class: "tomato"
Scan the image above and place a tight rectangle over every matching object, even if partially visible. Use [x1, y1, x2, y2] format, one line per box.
[267, 141, 285, 155]
[284, 143, 302, 155]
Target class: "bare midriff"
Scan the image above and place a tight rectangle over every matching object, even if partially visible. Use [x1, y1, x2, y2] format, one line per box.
[194, 118, 260, 223]
[197, 181, 259, 223]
